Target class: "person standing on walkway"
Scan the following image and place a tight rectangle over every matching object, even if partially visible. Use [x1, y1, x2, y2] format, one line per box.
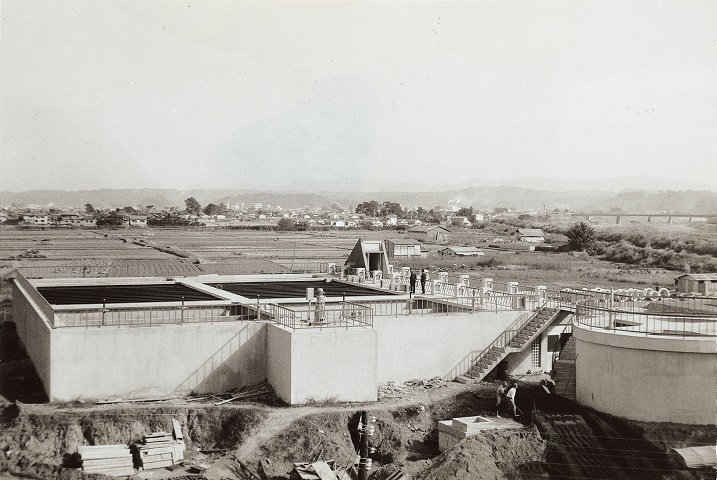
[409, 269, 417, 294]
[420, 269, 428, 294]
[496, 381, 507, 417]
[506, 382, 518, 417]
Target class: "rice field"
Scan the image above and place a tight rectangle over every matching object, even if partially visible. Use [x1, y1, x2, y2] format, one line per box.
[0, 225, 681, 291]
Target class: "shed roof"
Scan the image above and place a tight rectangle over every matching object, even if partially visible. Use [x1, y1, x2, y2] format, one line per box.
[517, 228, 545, 236]
[439, 246, 485, 255]
[385, 239, 421, 245]
[408, 225, 451, 233]
[676, 273, 717, 281]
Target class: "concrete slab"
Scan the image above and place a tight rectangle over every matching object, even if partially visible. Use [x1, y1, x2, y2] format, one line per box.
[438, 415, 522, 452]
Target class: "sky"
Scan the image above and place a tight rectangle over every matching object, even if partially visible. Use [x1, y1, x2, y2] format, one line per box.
[1, 0, 715, 192]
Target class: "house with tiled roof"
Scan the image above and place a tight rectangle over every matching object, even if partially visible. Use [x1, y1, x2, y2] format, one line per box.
[407, 225, 451, 244]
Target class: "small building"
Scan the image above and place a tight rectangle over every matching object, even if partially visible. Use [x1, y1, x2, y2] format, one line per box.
[22, 213, 50, 225]
[127, 215, 148, 227]
[80, 216, 97, 228]
[386, 214, 398, 226]
[474, 213, 485, 223]
[384, 239, 423, 260]
[345, 239, 390, 274]
[438, 246, 485, 256]
[53, 213, 83, 227]
[407, 225, 451, 244]
[516, 228, 545, 243]
[675, 274, 717, 296]
[451, 216, 472, 227]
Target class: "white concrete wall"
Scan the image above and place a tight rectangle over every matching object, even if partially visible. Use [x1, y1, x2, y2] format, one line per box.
[266, 324, 292, 403]
[374, 311, 520, 383]
[48, 321, 267, 401]
[267, 324, 377, 405]
[573, 325, 717, 425]
[12, 282, 53, 395]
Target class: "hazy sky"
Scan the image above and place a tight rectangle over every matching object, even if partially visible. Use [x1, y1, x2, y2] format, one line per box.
[1, 0, 715, 192]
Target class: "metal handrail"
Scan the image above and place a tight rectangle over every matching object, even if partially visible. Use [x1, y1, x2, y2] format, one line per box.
[574, 298, 717, 338]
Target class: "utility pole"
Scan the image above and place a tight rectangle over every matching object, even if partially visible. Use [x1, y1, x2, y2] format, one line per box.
[357, 410, 372, 480]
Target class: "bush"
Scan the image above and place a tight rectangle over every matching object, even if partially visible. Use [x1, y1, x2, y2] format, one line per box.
[566, 222, 596, 252]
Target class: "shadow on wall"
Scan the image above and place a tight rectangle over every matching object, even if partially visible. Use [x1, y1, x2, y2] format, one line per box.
[174, 323, 266, 394]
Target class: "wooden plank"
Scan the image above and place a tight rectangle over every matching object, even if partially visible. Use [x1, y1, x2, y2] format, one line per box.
[82, 459, 134, 469]
[78, 450, 131, 460]
[172, 418, 183, 440]
[141, 452, 173, 463]
[311, 461, 338, 480]
[144, 437, 173, 443]
[139, 446, 176, 456]
[83, 466, 136, 475]
[141, 459, 174, 469]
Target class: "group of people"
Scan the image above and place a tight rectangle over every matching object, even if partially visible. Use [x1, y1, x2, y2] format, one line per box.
[408, 268, 429, 294]
[495, 381, 519, 418]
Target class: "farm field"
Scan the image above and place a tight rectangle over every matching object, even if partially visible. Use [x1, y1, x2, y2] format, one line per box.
[0, 226, 683, 291]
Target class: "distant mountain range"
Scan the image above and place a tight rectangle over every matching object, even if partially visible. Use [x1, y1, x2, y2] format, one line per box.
[1, 177, 716, 214]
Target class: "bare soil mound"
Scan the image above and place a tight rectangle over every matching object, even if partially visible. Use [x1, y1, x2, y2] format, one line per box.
[419, 428, 546, 480]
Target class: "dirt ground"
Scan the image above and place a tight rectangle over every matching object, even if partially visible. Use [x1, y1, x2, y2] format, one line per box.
[1, 366, 714, 480]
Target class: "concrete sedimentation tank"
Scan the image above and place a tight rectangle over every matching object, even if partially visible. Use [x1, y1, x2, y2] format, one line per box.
[572, 297, 717, 424]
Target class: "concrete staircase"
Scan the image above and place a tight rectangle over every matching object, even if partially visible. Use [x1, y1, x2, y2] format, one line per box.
[507, 307, 558, 349]
[551, 336, 576, 400]
[455, 307, 559, 384]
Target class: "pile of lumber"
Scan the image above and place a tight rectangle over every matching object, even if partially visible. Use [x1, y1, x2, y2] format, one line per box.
[137, 418, 186, 470]
[78, 444, 135, 477]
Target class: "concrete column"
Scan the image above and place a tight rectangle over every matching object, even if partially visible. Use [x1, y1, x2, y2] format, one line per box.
[372, 270, 382, 283]
[401, 266, 411, 278]
[668, 216, 672, 223]
[535, 285, 546, 303]
[647, 216, 652, 223]
[458, 274, 470, 286]
[438, 272, 449, 283]
[507, 281, 519, 294]
[387, 264, 394, 276]
[481, 278, 493, 291]
[616, 215, 620, 224]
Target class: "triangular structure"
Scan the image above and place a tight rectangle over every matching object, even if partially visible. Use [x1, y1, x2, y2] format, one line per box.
[345, 239, 390, 274]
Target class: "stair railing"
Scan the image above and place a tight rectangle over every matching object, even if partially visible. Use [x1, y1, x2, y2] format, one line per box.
[551, 318, 574, 365]
[446, 299, 556, 381]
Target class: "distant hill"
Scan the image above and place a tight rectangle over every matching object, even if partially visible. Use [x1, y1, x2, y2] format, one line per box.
[1, 186, 715, 214]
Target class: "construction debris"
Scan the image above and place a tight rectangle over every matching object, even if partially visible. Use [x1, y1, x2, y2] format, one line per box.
[136, 418, 186, 470]
[290, 460, 353, 480]
[378, 377, 447, 398]
[213, 381, 273, 405]
[78, 444, 135, 477]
